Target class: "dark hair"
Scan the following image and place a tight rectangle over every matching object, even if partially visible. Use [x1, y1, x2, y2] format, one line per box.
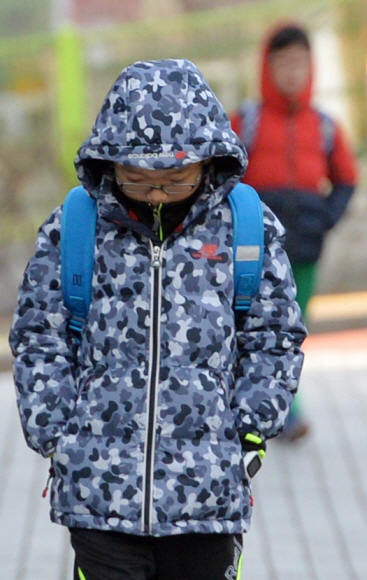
[269, 26, 310, 53]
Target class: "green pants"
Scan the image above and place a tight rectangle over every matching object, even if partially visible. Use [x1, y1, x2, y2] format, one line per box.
[288, 261, 317, 419]
[291, 261, 318, 319]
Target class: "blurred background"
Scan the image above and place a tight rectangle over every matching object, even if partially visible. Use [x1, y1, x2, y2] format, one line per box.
[1, 0, 367, 327]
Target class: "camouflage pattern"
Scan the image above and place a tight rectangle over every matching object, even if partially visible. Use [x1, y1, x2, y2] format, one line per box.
[9, 59, 307, 537]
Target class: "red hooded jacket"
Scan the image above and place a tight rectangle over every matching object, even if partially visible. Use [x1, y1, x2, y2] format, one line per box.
[231, 24, 358, 263]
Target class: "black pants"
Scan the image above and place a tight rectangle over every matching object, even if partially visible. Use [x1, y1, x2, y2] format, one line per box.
[70, 528, 243, 580]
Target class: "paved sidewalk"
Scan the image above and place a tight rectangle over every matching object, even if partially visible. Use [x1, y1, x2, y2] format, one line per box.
[244, 329, 367, 580]
[1, 328, 367, 579]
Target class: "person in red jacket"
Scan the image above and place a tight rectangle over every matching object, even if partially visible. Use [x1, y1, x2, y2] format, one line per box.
[231, 22, 358, 441]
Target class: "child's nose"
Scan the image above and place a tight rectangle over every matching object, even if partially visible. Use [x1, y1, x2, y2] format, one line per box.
[146, 188, 168, 206]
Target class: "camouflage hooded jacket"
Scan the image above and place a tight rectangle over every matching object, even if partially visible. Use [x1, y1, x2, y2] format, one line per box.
[9, 59, 306, 537]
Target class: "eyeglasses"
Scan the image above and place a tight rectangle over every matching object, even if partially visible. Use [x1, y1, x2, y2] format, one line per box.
[115, 172, 201, 196]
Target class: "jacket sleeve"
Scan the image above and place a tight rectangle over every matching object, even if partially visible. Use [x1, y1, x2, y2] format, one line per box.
[232, 205, 307, 440]
[325, 121, 358, 229]
[8, 206, 78, 457]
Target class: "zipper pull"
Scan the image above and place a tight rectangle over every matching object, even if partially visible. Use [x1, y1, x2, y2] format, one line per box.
[42, 465, 55, 498]
[151, 245, 162, 268]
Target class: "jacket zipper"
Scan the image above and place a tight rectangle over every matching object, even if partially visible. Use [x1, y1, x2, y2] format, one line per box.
[286, 112, 299, 232]
[141, 240, 165, 533]
[286, 112, 297, 188]
[151, 204, 163, 240]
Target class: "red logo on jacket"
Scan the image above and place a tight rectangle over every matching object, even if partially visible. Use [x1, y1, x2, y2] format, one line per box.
[192, 244, 223, 262]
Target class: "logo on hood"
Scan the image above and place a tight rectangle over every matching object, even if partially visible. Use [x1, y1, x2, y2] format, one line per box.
[127, 152, 175, 159]
[126, 151, 189, 160]
[175, 151, 188, 159]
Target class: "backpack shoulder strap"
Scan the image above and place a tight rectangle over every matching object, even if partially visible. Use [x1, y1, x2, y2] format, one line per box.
[315, 109, 335, 156]
[228, 183, 264, 311]
[239, 100, 260, 152]
[61, 186, 97, 335]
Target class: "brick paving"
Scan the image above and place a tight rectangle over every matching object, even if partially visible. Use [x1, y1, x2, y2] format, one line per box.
[1, 327, 367, 579]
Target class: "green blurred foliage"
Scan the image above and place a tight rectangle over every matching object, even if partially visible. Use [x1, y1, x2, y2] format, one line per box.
[0, 0, 50, 38]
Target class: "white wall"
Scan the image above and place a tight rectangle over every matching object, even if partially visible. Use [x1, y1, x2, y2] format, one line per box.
[312, 27, 353, 138]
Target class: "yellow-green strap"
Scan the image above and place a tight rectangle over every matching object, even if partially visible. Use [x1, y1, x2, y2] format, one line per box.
[78, 567, 87, 580]
[236, 553, 243, 580]
[244, 433, 262, 445]
[157, 204, 163, 241]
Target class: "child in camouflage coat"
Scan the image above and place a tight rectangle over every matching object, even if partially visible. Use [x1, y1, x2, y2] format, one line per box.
[9, 59, 307, 580]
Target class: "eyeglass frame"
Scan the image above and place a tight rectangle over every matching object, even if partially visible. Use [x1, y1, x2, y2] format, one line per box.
[115, 171, 202, 196]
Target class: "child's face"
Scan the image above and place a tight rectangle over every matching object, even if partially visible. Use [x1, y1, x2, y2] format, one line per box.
[115, 162, 203, 206]
[269, 44, 311, 96]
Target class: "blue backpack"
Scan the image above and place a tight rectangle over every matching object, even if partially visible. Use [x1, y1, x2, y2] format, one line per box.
[61, 183, 264, 336]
